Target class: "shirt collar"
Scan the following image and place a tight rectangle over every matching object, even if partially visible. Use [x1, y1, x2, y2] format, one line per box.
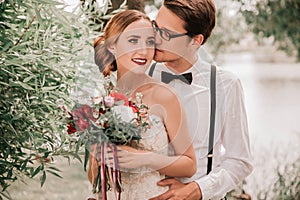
[160, 55, 212, 76]
[184, 58, 211, 75]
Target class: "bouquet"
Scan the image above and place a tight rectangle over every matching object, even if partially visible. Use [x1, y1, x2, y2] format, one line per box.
[66, 77, 150, 199]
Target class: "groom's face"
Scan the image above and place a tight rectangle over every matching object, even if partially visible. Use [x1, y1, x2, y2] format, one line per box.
[153, 5, 192, 63]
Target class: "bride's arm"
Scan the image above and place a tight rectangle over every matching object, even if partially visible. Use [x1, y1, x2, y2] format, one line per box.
[118, 87, 196, 178]
[158, 88, 196, 177]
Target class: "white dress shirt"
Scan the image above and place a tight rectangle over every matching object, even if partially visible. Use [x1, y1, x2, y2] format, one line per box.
[147, 58, 253, 200]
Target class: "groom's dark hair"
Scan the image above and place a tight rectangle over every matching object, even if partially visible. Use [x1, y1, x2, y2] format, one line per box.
[163, 0, 216, 45]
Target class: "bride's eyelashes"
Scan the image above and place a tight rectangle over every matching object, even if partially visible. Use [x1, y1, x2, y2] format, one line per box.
[147, 38, 156, 46]
[128, 37, 139, 44]
[127, 36, 156, 47]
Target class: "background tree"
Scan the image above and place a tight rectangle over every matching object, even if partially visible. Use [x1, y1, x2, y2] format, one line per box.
[110, 0, 145, 12]
[236, 0, 300, 61]
[80, 0, 145, 31]
[204, 1, 249, 60]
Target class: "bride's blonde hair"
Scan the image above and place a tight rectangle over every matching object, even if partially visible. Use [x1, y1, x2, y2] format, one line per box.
[94, 10, 151, 77]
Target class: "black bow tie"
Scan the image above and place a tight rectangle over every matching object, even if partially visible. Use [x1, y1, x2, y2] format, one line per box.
[161, 71, 193, 85]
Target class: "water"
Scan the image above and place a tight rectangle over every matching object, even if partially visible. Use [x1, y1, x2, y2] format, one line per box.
[221, 51, 300, 197]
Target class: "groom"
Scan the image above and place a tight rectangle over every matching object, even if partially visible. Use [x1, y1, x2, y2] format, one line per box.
[147, 0, 252, 199]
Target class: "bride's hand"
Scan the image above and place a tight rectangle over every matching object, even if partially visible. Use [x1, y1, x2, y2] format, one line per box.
[89, 144, 115, 168]
[116, 145, 150, 169]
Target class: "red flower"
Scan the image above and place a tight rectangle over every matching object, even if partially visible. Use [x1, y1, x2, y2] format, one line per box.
[99, 108, 105, 114]
[72, 110, 87, 131]
[129, 101, 138, 113]
[110, 92, 129, 106]
[67, 122, 77, 135]
[103, 121, 108, 129]
[71, 105, 94, 132]
[67, 112, 77, 135]
[82, 105, 92, 118]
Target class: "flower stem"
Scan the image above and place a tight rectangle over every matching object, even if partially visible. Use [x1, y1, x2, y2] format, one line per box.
[101, 143, 107, 200]
[112, 144, 122, 200]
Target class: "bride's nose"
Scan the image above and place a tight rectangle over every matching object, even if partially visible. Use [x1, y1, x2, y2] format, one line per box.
[136, 42, 150, 55]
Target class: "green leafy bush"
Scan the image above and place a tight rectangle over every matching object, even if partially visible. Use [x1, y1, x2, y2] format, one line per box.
[258, 158, 300, 200]
[0, 0, 101, 198]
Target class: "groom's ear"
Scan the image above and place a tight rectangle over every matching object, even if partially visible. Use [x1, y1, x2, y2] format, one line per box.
[192, 34, 204, 46]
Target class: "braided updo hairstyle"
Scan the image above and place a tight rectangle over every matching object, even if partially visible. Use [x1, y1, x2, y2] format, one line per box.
[94, 10, 151, 77]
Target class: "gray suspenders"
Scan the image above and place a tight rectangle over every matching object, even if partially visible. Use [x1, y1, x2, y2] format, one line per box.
[148, 62, 156, 77]
[207, 64, 216, 174]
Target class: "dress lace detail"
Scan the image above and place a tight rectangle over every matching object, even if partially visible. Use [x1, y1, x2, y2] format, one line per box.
[103, 115, 169, 200]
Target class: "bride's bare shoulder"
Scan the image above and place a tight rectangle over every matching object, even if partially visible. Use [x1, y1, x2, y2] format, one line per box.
[150, 83, 179, 104]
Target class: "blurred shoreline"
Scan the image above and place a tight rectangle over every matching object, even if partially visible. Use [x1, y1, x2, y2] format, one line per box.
[221, 48, 300, 198]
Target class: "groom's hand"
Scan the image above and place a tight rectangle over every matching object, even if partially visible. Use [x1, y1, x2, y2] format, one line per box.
[149, 178, 202, 200]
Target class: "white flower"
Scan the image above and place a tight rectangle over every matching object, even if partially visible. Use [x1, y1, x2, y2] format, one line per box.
[93, 96, 103, 104]
[104, 96, 114, 107]
[112, 105, 137, 123]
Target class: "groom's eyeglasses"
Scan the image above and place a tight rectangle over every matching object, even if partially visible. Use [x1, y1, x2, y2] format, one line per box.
[152, 20, 190, 41]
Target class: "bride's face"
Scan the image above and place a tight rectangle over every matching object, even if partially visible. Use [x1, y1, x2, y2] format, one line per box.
[112, 19, 155, 75]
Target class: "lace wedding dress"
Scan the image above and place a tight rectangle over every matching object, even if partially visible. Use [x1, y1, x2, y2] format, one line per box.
[102, 115, 169, 200]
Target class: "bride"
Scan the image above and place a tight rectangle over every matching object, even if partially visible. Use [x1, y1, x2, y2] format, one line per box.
[88, 10, 196, 200]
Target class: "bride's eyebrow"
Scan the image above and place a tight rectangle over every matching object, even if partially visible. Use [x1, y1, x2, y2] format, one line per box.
[148, 36, 155, 39]
[126, 35, 141, 39]
[126, 35, 155, 40]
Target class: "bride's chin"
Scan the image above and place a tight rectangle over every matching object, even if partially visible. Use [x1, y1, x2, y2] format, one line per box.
[118, 68, 146, 83]
[129, 66, 147, 74]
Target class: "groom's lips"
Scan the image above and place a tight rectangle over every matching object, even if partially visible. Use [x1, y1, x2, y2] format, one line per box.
[155, 48, 163, 52]
[155, 48, 163, 56]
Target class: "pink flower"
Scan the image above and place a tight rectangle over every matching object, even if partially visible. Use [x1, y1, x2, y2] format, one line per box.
[104, 96, 115, 107]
